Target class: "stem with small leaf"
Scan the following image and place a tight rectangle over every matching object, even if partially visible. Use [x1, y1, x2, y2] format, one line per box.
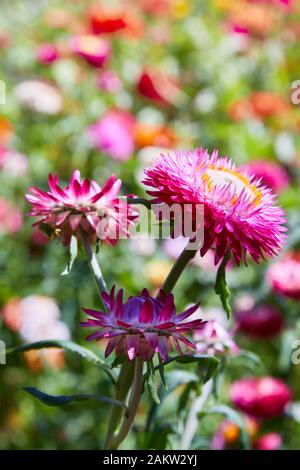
[104, 360, 135, 448]
[107, 357, 144, 450]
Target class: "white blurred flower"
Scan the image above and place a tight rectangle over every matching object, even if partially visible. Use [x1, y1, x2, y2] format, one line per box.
[0, 149, 28, 177]
[19, 295, 70, 343]
[14, 80, 62, 114]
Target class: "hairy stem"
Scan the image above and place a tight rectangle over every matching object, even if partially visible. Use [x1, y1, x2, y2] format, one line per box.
[108, 357, 144, 450]
[80, 230, 108, 304]
[161, 244, 198, 294]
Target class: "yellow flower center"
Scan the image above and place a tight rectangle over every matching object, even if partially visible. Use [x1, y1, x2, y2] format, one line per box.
[201, 166, 262, 205]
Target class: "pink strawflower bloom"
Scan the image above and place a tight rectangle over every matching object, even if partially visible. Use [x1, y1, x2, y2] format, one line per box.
[87, 110, 134, 162]
[230, 377, 292, 418]
[81, 286, 205, 361]
[25, 170, 137, 246]
[266, 254, 300, 299]
[240, 160, 290, 193]
[37, 43, 59, 64]
[70, 35, 110, 68]
[236, 305, 284, 338]
[255, 432, 282, 451]
[143, 148, 286, 265]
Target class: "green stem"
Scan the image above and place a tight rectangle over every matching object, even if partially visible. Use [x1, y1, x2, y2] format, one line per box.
[161, 244, 198, 294]
[80, 230, 108, 303]
[108, 357, 144, 450]
[125, 197, 152, 210]
[104, 361, 135, 449]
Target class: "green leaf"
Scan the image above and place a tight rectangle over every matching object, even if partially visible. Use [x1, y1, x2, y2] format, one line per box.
[146, 362, 160, 404]
[61, 235, 78, 275]
[203, 404, 250, 449]
[7, 340, 115, 382]
[23, 387, 126, 409]
[158, 358, 167, 389]
[164, 354, 220, 383]
[110, 353, 127, 369]
[231, 349, 265, 372]
[214, 254, 231, 319]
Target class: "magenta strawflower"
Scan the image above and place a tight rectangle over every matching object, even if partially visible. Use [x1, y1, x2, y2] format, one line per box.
[25, 170, 137, 246]
[143, 148, 286, 265]
[255, 433, 282, 451]
[81, 286, 206, 361]
[236, 305, 284, 338]
[230, 376, 292, 418]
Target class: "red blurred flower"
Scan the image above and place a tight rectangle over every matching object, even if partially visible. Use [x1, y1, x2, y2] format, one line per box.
[230, 377, 292, 418]
[137, 68, 181, 107]
[89, 6, 127, 34]
[236, 305, 284, 338]
[89, 6, 143, 39]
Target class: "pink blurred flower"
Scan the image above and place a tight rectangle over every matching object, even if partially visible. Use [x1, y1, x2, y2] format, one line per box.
[255, 432, 282, 450]
[81, 286, 205, 361]
[87, 110, 135, 162]
[195, 319, 239, 356]
[0, 198, 22, 234]
[4, 295, 70, 371]
[144, 148, 286, 265]
[37, 43, 59, 64]
[70, 35, 110, 67]
[240, 160, 290, 193]
[0, 147, 28, 177]
[25, 170, 138, 246]
[230, 377, 292, 418]
[236, 305, 284, 338]
[95, 70, 122, 93]
[266, 254, 300, 299]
